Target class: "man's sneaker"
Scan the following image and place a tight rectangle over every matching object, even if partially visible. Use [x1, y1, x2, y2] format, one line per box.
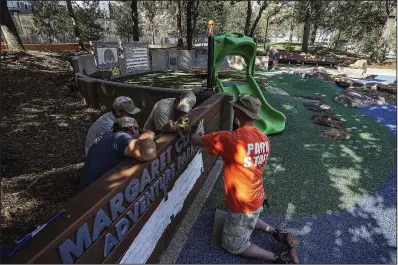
[273, 229, 299, 248]
[273, 249, 300, 264]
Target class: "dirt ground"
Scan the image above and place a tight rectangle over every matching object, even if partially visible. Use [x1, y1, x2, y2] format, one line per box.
[0, 50, 100, 248]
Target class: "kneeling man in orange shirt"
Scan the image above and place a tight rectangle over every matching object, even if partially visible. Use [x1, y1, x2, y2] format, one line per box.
[190, 94, 299, 264]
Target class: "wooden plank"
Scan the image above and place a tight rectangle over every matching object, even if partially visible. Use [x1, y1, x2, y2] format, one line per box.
[103, 113, 222, 264]
[4, 94, 224, 264]
[89, 145, 202, 264]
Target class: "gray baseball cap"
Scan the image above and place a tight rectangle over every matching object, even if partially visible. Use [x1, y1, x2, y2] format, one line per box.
[177, 91, 196, 113]
[113, 96, 141, 115]
[230, 93, 262, 120]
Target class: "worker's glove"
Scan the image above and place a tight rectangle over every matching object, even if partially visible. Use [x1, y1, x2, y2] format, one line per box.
[162, 120, 189, 138]
[195, 119, 205, 136]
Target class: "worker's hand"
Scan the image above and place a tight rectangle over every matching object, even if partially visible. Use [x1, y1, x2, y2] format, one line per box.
[180, 125, 191, 134]
[195, 119, 205, 136]
[175, 125, 185, 138]
[139, 130, 156, 140]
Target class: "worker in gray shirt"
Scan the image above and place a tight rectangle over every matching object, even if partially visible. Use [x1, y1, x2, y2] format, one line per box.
[85, 96, 141, 156]
[143, 91, 196, 137]
[265, 46, 280, 70]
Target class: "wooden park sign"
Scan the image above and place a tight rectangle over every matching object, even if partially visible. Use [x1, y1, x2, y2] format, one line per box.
[4, 94, 227, 264]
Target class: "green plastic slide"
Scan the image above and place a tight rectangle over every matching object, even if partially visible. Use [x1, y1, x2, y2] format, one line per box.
[213, 32, 286, 134]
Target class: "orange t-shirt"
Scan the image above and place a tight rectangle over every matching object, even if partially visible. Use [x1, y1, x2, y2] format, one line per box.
[202, 126, 271, 213]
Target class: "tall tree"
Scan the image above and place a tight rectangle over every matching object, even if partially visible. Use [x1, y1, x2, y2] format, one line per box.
[244, 0, 252, 36]
[73, 1, 104, 42]
[244, 0, 268, 37]
[142, 1, 157, 44]
[192, 1, 225, 42]
[310, 24, 318, 45]
[32, 1, 73, 45]
[370, 3, 396, 62]
[293, 1, 312, 53]
[302, 9, 311, 53]
[248, 1, 268, 37]
[65, 0, 84, 50]
[309, 0, 330, 45]
[131, 0, 139, 41]
[0, 0, 25, 51]
[177, 0, 183, 47]
[186, 0, 200, 50]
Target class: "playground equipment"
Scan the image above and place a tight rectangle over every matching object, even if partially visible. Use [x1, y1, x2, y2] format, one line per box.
[208, 29, 286, 134]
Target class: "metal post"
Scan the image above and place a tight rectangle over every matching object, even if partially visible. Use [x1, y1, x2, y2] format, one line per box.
[252, 35, 257, 76]
[206, 20, 215, 89]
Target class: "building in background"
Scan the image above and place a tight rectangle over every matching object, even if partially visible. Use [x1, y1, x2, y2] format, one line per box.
[7, 0, 33, 13]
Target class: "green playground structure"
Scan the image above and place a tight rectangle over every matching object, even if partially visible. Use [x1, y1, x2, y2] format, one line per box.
[212, 31, 286, 134]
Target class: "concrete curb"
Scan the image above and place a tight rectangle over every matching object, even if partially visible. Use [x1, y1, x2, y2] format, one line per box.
[158, 158, 223, 264]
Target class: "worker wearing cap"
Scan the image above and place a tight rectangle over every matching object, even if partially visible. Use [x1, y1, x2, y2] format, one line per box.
[265, 46, 280, 70]
[143, 91, 196, 137]
[85, 96, 141, 156]
[80, 117, 156, 190]
[190, 94, 299, 264]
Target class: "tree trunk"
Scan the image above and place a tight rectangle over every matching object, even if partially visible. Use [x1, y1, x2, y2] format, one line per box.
[0, 0, 25, 52]
[186, 0, 193, 50]
[131, 0, 139, 41]
[244, 0, 252, 36]
[263, 15, 270, 49]
[301, 9, 311, 53]
[310, 24, 318, 45]
[370, 7, 396, 63]
[191, 0, 200, 41]
[289, 22, 294, 43]
[65, 0, 85, 50]
[249, 2, 267, 37]
[177, 0, 183, 47]
[332, 30, 341, 49]
[186, 0, 199, 50]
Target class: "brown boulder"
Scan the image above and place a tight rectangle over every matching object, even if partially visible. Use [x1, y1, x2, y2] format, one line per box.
[311, 115, 343, 129]
[317, 129, 350, 140]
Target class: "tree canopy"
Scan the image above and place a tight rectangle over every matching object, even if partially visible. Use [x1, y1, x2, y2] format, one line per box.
[6, 0, 396, 61]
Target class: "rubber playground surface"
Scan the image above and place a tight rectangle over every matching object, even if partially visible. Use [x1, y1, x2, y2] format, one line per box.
[172, 74, 396, 263]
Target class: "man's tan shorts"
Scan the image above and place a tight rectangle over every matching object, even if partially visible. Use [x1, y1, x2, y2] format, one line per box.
[222, 207, 263, 254]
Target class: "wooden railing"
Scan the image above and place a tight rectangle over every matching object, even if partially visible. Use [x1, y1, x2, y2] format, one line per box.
[3, 93, 232, 264]
[1, 43, 81, 51]
[279, 51, 336, 66]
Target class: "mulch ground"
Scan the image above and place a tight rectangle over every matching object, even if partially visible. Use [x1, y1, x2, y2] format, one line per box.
[0, 50, 101, 248]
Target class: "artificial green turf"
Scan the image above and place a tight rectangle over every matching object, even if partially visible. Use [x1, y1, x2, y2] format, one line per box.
[204, 74, 396, 217]
[119, 70, 263, 89]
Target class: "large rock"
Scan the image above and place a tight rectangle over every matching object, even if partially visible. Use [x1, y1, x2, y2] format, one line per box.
[333, 90, 380, 107]
[294, 95, 333, 113]
[311, 114, 343, 129]
[317, 129, 351, 140]
[375, 83, 397, 94]
[349, 59, 368, 69]
[261, 84, 289, 96]
[303, 102, 333, 113]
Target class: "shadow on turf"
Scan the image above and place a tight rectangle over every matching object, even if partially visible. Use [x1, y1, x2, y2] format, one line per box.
[177, 180, 396, 264]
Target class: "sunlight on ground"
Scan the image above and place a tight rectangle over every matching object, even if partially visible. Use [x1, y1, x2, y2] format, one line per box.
[340, 145, 363, 163]
[329, 167, 369, 209]
[358, 132, 378, 141]
[285, 203, 296, 219]
[351, 194, 397, 247]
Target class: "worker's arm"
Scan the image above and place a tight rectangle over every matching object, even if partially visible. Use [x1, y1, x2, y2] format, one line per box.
[124, 138, 157, 161]
[190, 120, 230, 157]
